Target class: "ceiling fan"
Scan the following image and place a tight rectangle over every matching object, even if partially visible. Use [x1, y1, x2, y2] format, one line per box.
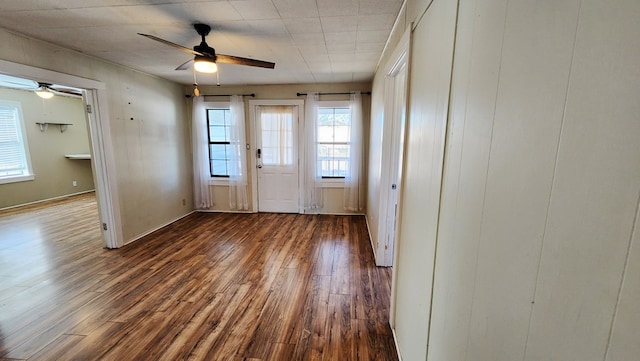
[35, 82, 83, 98]
[0, 74, 82, 98]
[138, 23, 275, 73]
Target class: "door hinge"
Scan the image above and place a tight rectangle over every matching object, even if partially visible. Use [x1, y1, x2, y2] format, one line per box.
[103, 223, 108, 231]
[86, 104, 93, 113]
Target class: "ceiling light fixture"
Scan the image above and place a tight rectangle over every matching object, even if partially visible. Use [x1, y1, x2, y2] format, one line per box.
[35, 85, 54, 99]
[193, 56, 217, 73]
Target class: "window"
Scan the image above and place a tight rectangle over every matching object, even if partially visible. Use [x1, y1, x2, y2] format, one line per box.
[207, 107, 232, 177]
[317, 105, 351, 178]
[0, 100, 33, 184]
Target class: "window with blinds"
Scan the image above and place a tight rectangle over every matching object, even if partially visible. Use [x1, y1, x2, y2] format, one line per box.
[0, 100, 33, 183]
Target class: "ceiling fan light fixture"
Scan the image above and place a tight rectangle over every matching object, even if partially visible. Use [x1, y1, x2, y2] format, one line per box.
[35, 86, 54, 99]
[193, 56, 217, 73]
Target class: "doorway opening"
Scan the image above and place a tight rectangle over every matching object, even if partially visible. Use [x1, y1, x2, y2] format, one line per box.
[376, 29, 411, 267]
[0, 60, 122, 248]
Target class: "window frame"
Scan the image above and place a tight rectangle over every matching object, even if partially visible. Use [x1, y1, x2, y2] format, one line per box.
[316, 100, 351, 188]
[205, 101, 232, 185]
[0, 100, 34, 184]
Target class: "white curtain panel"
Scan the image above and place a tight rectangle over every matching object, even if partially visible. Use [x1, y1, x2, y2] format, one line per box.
[228, 95, 249, 211]
[192, 96, 212, 209]
[304, 93, 323, 210]
[344, 91, 364, 211]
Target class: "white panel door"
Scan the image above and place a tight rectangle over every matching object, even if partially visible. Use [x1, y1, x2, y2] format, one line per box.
[255, 105, 299, 213]
[383, 61, 407, 266]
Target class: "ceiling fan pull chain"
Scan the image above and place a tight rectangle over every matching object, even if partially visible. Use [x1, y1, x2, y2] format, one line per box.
[193, 68, 200, 97]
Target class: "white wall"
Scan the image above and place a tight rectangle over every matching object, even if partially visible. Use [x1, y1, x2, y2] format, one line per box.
[370, 0, 640, 359]
[391, 0, 457, 359]
[0, 87, 94, 209]
[0, 27, 192, 243]
[521, 2, 640, 359]
[432, 0, 583, 358]
[367, 2, 410, 261]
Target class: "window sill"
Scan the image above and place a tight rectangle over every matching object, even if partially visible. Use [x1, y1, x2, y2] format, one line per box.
[209, 179, 229, 186]
[0, 174, 35, 185]
[322, 180, 345, 188]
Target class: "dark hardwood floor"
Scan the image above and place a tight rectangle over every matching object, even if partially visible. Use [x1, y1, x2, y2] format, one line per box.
[0, 193, 398, 360]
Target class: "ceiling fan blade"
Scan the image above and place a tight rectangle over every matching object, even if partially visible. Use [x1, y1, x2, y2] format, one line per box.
[175, 59, 193, 71]
[51, 87, 83, 97]
[216, 54, 275, 69]
[138, 33, 204, 56]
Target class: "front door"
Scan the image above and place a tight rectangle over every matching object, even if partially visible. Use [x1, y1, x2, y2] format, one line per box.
[255, 105, 299, 213]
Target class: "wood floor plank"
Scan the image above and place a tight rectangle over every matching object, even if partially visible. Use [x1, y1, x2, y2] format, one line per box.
[0, 193, 398, 360]
[290, 274, 331, 360]
[324, 293, 353, 361]
[266, 342, 296, 360]
[26, 334, 85, 361]
[2, 290, 103, 359]
[156, 293, 226, 361]
[185, 284, 252, 360]
[56, 321, 128, 361]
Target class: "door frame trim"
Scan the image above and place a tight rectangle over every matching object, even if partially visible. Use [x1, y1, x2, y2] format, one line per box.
[385, 26, 412, 329]
[0, 59, 123, 248]
[248, 99, 305, 213]
[377, 27, 412, 266]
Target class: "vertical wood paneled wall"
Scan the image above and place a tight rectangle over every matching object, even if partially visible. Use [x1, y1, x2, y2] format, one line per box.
[391, 0, 458, 359]
[372, 0, 640, 359]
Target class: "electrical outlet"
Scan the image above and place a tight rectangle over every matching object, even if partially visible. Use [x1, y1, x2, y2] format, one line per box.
[72, 180, 77, 187]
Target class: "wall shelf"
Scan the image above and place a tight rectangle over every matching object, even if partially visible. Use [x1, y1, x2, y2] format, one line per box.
[36, 122, 73, 133]
[64, 154, 91, 160]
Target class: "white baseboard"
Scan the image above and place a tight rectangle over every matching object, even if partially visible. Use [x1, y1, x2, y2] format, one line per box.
[301, 210, 366, 216]
[0, 189, 96, 211]
[364, 214, 382, 264]
[124, 210, 196, 246]
[196, 209, 255, 214]
[199, 209, 366, 216]
[392, 327, 403, 361]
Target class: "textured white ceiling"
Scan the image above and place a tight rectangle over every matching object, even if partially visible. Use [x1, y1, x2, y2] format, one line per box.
[0, 0, 402, 85]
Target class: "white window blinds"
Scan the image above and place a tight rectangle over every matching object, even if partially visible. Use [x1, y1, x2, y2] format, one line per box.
[0, 101, 32, 181]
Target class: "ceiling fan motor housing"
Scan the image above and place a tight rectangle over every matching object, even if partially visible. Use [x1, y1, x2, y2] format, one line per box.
[193, 24, 216, 59]
[194, 43, 216, 59]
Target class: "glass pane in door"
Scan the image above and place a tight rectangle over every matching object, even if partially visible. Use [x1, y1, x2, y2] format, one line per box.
[259, 106, 293, 165]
